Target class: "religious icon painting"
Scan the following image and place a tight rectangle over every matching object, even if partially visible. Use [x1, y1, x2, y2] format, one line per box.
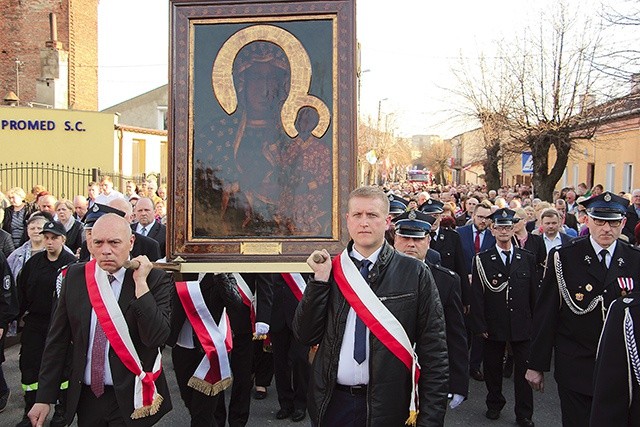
[169, 0, 356, 269]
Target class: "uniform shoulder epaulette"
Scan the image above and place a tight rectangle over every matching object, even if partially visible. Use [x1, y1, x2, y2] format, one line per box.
[517, 247, 534, 256]
[629, 244, 640, 253]
[432, 263, 456, 277]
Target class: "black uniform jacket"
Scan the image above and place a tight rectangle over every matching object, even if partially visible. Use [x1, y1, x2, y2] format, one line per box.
[427, 261, 468, 398]
[590, 294, 640, 427]
[293, 241, 448, 427]
[431, 227, 471, 306]
[36, 263, 174, 427]
[529, 236, 640, 396]
[471, 246, 538, 342]
[167, 273, 243, 348]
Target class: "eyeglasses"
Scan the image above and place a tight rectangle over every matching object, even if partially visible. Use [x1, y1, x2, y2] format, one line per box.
[493, 225, 514, 231]
[475, 215, 489, 221]
[591, 218, 622, 227]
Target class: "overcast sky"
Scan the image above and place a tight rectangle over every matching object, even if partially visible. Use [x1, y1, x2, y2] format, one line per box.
[99, 0, 624, 138]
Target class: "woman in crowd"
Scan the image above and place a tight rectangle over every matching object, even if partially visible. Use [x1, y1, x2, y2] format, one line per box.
[54, 200, 83, 253]
[2, 187, 36, 248]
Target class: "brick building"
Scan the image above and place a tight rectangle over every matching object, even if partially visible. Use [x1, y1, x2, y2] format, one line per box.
[0, 0, 98, 110]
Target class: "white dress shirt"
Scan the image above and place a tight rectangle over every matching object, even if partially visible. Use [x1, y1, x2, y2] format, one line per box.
[590, 237, 617, 269]
[543, 233, 563, 254]
[336, 245, 382, 386]
[136, 222, 153, 236]
[84, 267, 125, 386]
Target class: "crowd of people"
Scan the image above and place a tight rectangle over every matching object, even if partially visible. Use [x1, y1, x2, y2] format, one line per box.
[0, 177, 637, 426]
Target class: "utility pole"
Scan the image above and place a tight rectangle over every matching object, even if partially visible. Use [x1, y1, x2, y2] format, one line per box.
[15, 58, 25, 102]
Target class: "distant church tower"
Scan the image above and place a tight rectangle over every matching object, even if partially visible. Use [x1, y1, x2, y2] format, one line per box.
[0, 0, 99, 110]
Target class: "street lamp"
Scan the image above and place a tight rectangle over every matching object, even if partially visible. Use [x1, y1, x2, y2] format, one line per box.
[377, 98, 388, 130]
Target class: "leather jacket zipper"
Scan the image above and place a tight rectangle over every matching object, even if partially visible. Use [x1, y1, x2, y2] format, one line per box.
[378, 293, 414, 302]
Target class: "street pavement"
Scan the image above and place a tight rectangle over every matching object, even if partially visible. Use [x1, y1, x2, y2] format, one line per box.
[1, 341, 562, 426]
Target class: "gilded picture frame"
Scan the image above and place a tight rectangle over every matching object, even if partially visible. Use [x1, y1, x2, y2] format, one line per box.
[168, 0, 356, 268]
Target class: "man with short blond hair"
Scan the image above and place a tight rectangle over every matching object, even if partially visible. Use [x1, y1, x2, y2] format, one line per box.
[294, 186, 448, 426]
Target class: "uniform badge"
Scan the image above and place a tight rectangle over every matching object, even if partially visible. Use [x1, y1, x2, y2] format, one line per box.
[618, 258, 625, 267]
[47, 222, 54, 229]
[497, 273, 502, 278]
[492, 279, 498, 285]
[585, 284, 593, 292]
[624, 298, 634, 304]
[502, 210, 507, 218]
[2, 276, 10, 291]
[92, 204, 99, 212]
[584, 255, 592, 265]
[388, 194, 394, 202]
[604, 193, 612, 202]
[408, 211, 416, 220]
[515, 253, 521, 260]
[439, 234, 444, 240]
[575, 293, 584, 301]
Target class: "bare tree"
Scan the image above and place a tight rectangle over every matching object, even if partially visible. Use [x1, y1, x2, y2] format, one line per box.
[504, 4, 608, 200]
[449, 52, 517, 191]
[595, 0, 640, 83]
[422, 141, 452, 185]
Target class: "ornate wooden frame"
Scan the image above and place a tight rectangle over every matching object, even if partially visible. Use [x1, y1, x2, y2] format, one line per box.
[168, 0, 356, 269]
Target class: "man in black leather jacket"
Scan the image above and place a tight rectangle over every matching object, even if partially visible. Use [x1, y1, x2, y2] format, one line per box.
[293, 186, 448, 427]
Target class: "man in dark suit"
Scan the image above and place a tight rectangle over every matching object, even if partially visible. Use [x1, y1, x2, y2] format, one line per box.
[457, 200, 496, 381]
[458, 200, 496, 274]
[214, 273, 273, 427]
[393, 210, 468, 411]
[622, 188, 640, 243]
[270, 273, 310, 423]
[471, 209, 537, 426]
[132, 198, 167, 259]
[28, 213, 173, 427]
[527, 192, 640, 426]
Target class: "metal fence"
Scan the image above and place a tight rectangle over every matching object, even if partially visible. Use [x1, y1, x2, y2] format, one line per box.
[0, 162, 97, 200]
[0, 162, 166, 200]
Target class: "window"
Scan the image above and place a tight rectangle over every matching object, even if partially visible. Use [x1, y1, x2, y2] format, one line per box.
[573, 164, 579, 188]
[623, 163, 633, 193]
[561, 168, 568, 188]
[606, 163, 616, 192]
[157, 106, 168, 130]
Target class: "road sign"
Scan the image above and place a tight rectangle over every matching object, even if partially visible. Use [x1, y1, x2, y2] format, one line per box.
[522, 152, 533, 174]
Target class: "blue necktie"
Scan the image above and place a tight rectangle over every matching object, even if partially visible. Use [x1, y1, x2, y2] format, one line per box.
[354, 259, 372, 364]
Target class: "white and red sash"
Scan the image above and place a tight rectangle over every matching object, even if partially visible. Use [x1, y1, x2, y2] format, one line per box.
[175, 280, 233, 396]
[281, 273, 306, 301]
[84, 260, 163, 419]
[332, 250, 421, 426]
[232, 273, 256, 331]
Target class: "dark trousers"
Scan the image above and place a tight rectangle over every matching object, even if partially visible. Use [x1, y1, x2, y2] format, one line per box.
[483, 339, 533, 419]
[557, 383, 592, 427]
[173, 345, 220, 427]
[271, 327, 309, 412]
[322, 388, 367, 427]
[253, 340, 274, 388]
[470, 333, 484, 371]
[76, 385, 127, 427]
[0, 364, 7, 393]
[215, 332, 253, 427]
